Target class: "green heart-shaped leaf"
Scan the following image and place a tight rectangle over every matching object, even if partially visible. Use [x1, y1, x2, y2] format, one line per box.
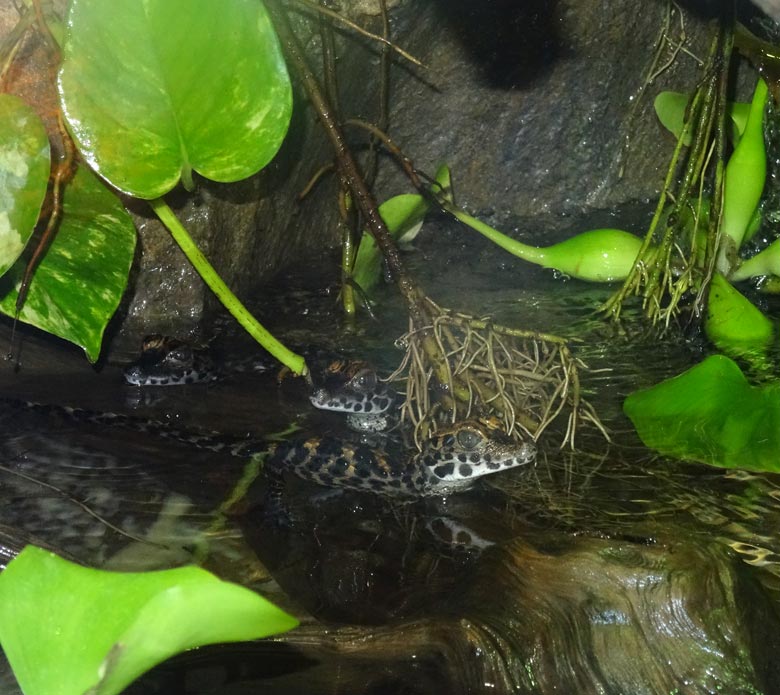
[624, 355, 780, 471]
[0, 546, 298, 695]
[58, 0, 292, 198]
[0, 167, 137, 361]
[0, 94, 50, 277]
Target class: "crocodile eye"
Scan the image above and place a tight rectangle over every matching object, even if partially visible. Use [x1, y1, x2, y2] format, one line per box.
[456, 428, 482, 450]
[141, 334, 166, 351]
[350, 369, 377, 394]
[165, 348, 192, 366]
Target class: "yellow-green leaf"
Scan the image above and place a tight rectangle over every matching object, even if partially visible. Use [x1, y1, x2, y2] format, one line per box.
[0, 546, 297, 695]
[0, 95, 50, 278]
[58, 0, 292, 198]
[0, 167, 136, 361]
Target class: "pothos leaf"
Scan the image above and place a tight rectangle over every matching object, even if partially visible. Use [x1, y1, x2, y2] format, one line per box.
[58, 0, 292, 198]
[0, 94, 50, 278]
[0, 166, 136, 361]
[0, 546, 298, 695]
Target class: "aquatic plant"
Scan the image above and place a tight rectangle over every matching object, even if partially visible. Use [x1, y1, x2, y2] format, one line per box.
[0, 545, 297, 695]
[0, 0, 598, 445]
[438, 205, 643, 283]
[624, 355, 780, 471]
[0, 0, 304, 373]
[265, 4, 601, 445]
[351, 165, 453, 294]
[418, 72, 773, 357]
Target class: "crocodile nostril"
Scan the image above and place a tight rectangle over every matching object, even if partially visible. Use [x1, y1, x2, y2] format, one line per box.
[310, 389, 330, 406]
[123, 366, 143, 385]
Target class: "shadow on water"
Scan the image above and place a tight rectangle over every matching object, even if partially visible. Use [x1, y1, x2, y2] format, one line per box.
[2, 234, 780, 692]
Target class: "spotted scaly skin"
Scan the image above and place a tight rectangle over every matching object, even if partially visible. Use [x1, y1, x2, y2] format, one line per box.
[267, 418, 536, 498]
[123, 335, 217, 386]
[416, 418, 537, 494]
[121, 343, 536, 495]
[309, 359, 398, 433]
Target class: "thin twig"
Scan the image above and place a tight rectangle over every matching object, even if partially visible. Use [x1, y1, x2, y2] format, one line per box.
[0, 4, 35, 89]
[32, 0, 60, 60]
[16, 111, 77, 315]
[298, 162, 335, 200]
[288, 0, 424, 67]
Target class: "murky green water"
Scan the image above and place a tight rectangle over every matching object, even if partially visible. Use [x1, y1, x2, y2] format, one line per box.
[2, 233, 780, 693]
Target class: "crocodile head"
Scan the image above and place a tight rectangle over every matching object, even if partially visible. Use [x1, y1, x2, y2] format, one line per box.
[123, 335, 217, 386]
[309, 360, 397, 432]
[417, 418, 536, 495]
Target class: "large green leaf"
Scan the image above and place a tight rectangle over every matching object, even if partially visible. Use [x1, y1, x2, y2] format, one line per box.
[0, 167, 137, 361]
[58, 0, 292, 199]
[624, 355, 780, 471]
[0, 546, 297, 695]
[0, 95, 50, 277]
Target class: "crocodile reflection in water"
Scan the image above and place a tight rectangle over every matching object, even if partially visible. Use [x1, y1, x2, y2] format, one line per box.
[308, 358, 400, 433]
[123, 335, 219, 386]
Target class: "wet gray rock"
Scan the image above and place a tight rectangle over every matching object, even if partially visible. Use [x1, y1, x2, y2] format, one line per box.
[118, 0, 723, 342]
[0, 0, 745, 347]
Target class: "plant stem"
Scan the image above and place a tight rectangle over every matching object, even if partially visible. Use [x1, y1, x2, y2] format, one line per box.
[150, 198, 307, 376]
[340, 211, 357, 317]
[270, 3, 475, 401]
[601, 18, 732, 324]
[268, 2, 424, 322]
[442, 205, 548, 264]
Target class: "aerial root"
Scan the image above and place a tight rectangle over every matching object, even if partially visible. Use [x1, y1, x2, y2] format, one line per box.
[387, 297, 607, 449]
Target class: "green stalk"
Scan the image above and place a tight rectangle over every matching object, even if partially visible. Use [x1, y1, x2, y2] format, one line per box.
[341, 217, 357, 317]
[444, 206, 546, 264]
[150, 198, 307, 376]
[443, 203, 642, 283]
[717, 77, 768, 274]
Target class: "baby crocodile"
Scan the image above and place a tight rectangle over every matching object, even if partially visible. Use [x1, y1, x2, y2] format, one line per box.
[121, 339, 536, 497]
[308, 358, 398, 433]
[266, 418, 536, 498]
[124, 335, 218, 386]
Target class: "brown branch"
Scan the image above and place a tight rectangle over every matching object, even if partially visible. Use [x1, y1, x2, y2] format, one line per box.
[268, 2, 425, 323]
[342, 118, 424, 190]
[319, 0, 341, 119]
[364, 0, 391, 189]
[287, 0, 424, 68]
[16, 111, 76, 315]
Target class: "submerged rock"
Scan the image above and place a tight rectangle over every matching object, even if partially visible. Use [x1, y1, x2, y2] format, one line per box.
[268, 533, 779, 694]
